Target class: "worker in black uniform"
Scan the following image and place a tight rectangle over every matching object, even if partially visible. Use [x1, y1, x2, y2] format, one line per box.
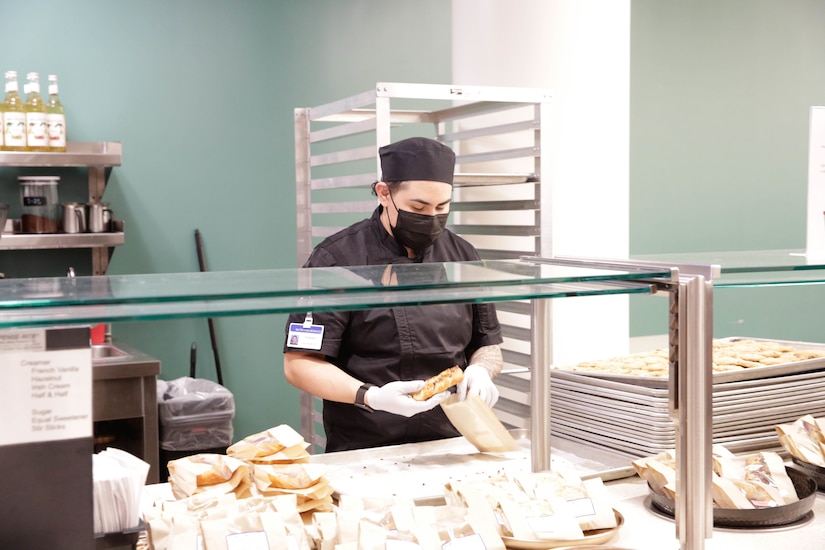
[283, 137, 504, 452]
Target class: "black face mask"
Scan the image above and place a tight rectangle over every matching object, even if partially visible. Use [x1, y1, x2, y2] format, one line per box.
[389, 192, 449, 254]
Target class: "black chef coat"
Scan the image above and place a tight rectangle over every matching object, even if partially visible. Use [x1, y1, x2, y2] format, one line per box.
[283, 206, 503, 452]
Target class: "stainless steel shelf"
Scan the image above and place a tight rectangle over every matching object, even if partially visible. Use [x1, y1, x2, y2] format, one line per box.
[0, 220, 124, 250]
[0, 141, 124, 274]
[453, 173, 534, 186]
[0, 142, 122, 167]
[0, 232, 123, 250]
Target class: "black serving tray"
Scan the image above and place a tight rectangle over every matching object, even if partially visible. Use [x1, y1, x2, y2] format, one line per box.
[648, 468, 817, 528]
[790, 456, 825, 492]
[94, 519, 145, 550]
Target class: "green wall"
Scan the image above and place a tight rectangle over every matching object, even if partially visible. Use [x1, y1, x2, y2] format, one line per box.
[0, 0, 451, 441]
[629, 0, 825, 342]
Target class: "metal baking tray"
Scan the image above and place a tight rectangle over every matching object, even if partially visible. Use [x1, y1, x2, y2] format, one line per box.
[552, 337, 825, 388]
[550, 372, 668, 398]
[549, 406, 672, 435]
[550, 425, 669, 457]
[551, 374, 825, 418]
[713, 371, 825, 396]
[714, 402, 825, 423]
[552, 418, 785, 457]
[550, 409, 676, 443]
[548, 339, 825, 458]
[549, 393, 672, 421]
[550, 408, 807, 457]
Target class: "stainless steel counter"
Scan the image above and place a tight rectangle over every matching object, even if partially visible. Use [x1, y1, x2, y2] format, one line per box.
[607, 476, 825, 550]
[93, 340, 161, 483]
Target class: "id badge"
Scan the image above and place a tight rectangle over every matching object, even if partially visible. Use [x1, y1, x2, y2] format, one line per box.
[287, 322, 324, 351]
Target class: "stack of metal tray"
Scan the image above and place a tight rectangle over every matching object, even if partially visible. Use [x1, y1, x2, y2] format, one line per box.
[549, 338, 825, 458]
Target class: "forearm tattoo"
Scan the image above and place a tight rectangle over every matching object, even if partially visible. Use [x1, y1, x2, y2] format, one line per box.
[468, 345, 503, 379]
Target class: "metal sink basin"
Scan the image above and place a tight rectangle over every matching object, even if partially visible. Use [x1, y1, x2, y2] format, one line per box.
[91, 344, 132, 363]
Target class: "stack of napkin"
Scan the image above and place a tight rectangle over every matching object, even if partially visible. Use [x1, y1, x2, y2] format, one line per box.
[93, 447, 150, 533]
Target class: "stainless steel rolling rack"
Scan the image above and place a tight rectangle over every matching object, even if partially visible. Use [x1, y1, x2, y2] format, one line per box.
[293, 82, 714, 549]
[294, 81, 554, 446]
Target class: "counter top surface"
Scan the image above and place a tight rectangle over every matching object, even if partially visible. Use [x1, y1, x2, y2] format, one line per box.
[92, 340, 160, 380]
[311, 435, 825, 549]
[143, 435, 825, 549]
[606, 475, 825, 550]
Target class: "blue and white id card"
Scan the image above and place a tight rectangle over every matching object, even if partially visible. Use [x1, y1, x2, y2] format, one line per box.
[287, 322, 324, 351]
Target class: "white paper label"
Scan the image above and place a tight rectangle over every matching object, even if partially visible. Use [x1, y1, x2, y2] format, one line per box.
[442, 534, 486, 549]
[525, 514, 558, 536]
[225, 531, 269, 550]
[568, 496, 596, 517]
[0, 329, 45, 352]
[26, 111, 49, 147]
[0, 339, 92, 445]
[47, 113, 66, 147]
[806, 106, 825, 258]
[386, 541, 421, 549]
[4, 111, 26, 146]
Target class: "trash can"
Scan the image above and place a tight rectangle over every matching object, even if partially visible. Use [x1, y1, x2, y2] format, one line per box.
[157, 377, 235, 480]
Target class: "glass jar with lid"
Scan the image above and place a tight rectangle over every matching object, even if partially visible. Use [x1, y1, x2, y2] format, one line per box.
[19, 176, 60, 233]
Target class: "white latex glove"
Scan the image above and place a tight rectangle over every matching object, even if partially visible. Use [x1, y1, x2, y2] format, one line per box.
[457, 364, 499, 407]
[366, 380, 450, 417]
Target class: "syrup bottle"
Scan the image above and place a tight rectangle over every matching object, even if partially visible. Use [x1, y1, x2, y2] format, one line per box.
[46, 74, 67, 152]
[2, 71, 26, 151]
[24, 72, 49, 151]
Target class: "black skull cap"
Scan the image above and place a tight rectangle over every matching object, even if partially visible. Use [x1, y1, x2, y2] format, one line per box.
[379, 137, 455, 185]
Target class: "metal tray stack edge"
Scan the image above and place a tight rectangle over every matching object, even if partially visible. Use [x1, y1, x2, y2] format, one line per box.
[549, 337, 825, 458]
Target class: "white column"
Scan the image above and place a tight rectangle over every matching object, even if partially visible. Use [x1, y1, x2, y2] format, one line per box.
[451, 0, 632, 365]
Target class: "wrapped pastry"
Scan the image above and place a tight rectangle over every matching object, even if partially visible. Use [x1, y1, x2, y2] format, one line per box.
[226, 424, 307, 462]
[200, 511, 304, 550]
[638, 445, 800, 510]
[252, 463, 327, 490]
[776, 414, 825, 466]
[168, 454, 251, 500]
[744, 452, 797, 504]
[498, 493, 583, 541]
[633, 450, 676, 498]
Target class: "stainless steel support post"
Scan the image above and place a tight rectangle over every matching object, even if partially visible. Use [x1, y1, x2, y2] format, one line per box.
[88, 166, 105, 203]
[294, 108, 313, 266]
[671, 274, 714, 550]
[89, 166, 109, 275]
[530, 298, 552, 471]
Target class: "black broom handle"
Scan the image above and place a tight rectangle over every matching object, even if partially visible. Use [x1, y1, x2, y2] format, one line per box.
[195, 229, 224, 386]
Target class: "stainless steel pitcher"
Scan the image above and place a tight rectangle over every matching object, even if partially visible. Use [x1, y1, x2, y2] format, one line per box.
[61, 202, 87, 233]
[88, 201, 112, 233]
